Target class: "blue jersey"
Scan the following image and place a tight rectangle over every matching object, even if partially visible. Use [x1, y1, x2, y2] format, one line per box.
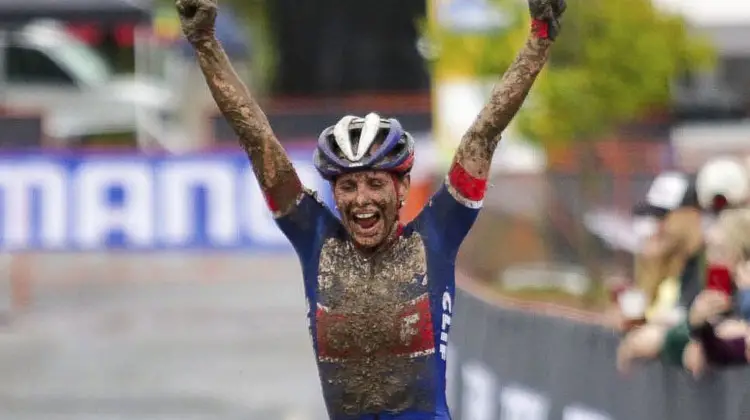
[275, 180, 480, 420]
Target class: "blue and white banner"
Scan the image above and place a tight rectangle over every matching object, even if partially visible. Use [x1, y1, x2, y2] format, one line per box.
[0, 152, 334, 251]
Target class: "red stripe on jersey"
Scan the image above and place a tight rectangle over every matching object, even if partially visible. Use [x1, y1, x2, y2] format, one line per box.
[263, 191, 279, 213]
[315, 294, 435, 361]
[448, 161, 487, 202]
[397, 294, 435, 356]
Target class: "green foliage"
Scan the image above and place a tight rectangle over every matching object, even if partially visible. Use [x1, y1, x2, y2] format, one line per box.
[419, 0, 526, 78]
[422, 0, 716, 147]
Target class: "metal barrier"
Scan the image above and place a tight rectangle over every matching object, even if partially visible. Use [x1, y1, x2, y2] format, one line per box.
[447, 286, 750, 420]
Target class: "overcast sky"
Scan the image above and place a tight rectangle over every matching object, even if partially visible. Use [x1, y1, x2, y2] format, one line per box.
[653, 0, 750, 25]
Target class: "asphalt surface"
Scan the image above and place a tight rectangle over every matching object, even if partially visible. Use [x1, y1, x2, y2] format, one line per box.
[0, 253, 329, 420]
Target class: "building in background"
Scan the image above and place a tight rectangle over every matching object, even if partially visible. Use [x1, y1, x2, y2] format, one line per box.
[658, 0, 750, 169]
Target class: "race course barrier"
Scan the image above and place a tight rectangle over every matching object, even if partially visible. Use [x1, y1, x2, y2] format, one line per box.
[447, 279, 750, 420]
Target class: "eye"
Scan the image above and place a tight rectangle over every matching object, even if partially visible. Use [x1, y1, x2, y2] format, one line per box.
[337, 181, 356, 192]
[368, 178, 386, 189]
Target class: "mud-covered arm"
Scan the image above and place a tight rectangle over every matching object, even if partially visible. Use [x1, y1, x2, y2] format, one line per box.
[177, 0, 303, 217]
[452, 34, 553, 181]
[417, 2, 565, 258]
[192, 38, 302, 216]
[451, 0, 566, 183]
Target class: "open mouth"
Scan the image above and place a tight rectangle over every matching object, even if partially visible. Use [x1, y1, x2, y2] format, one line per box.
[352, 211, 381, 232]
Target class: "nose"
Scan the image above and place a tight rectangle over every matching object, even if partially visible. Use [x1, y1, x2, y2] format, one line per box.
[354, 185, 371, 207]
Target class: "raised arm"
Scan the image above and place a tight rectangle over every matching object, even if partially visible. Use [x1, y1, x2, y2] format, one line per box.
[177, 0, 302, 217]
[452, 0, 566, 180]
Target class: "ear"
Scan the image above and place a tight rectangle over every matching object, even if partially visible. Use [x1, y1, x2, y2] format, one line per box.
[399, 174, 411, 194]
[398, 175, 411, 208]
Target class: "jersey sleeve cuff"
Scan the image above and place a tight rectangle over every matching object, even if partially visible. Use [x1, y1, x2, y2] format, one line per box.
[445, 177, 484, 209]
[445, 162, 486, 209]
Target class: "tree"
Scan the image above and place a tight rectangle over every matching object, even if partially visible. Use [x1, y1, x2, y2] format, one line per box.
[421, 0, 715, 147]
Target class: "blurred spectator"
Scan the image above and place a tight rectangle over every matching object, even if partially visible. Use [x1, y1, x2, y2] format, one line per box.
[689, 209, 750, 367]
[617, 157, 750, 376]
[616, 172, 704, 374]
[696, 157, 750, 215]
[632, 172, 703, 323]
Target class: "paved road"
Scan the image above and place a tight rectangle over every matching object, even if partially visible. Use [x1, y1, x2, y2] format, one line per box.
[0, 253, 329, 420]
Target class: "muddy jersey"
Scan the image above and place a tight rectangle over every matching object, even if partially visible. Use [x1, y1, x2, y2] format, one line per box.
[274, 180, 481, 420]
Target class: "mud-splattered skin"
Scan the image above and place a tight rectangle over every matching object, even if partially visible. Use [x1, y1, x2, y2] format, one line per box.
[455, 0, 564, 180]
[454, 36, 553, 179]
[455, 37, 551, 179]
[176, 0, 302, 218]
[333, 171, 410, 251]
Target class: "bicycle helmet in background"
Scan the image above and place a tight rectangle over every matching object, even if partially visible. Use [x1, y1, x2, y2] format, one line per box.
[313, 113, 415, 181]
[696, 156, 750, 213]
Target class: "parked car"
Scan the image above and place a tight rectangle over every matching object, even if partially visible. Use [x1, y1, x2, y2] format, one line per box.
[0, 19, 179, 147]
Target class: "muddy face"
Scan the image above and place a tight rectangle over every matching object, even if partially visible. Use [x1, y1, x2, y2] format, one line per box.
[333, 171, 410, 250]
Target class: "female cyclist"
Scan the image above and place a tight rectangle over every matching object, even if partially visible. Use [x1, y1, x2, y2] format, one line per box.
[176, 0, 565, 418]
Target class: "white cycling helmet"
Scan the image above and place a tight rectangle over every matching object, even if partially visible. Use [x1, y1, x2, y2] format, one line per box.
[696, 157, 750, 212]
